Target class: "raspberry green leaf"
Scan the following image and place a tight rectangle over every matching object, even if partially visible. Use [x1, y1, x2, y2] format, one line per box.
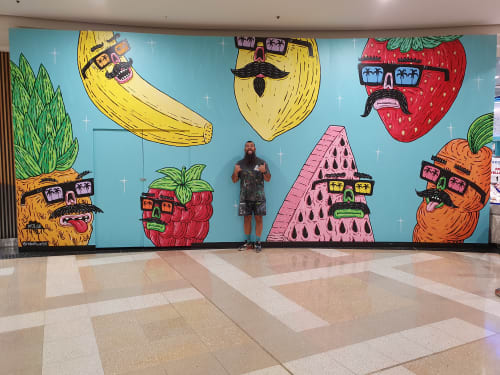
[156, 167, 182, 184]
[186, 180, 214, 192]
[185, 164, 206, 182]
[150, 178, 179, 190]
[175, 185, 192, 205]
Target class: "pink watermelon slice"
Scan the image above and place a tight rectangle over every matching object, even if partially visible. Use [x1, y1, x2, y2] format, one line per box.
[267, 126, 375, 242]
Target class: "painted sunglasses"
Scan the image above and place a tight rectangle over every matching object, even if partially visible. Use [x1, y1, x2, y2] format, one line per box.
[140, 195, 185, 214]
[358, 63, 449, 87]
[21, 179, 94, 205]
[234, 37, 314, 57]
[420, 161, 487, 203]
[81, 39, 130, 78]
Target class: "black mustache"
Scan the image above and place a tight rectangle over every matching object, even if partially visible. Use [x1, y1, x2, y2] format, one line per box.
[328, 202, 370, 216]
[361, 89, 411, 117]
[105, 58, 133, 79]
[231, 62, 289, 79]
[140, 217, 166, 225]
[49, 204, 103, 219]
[416, 189, 457, 208]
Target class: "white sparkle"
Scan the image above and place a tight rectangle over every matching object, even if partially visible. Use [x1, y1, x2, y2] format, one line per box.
[50, 48, 58, 64]
[233, 200, 238, 215]
[146, 39, 156, 54]
[447, 123, 454, 138]
[120, 177, 128, 193]
[353, 39, 357, 49]
[203, 94, 211, 106]
[277, 147, 285, 166]
[82, 115, 91, 131]
[397, 217, 404, 232]
[375, 148, 381, 161]
[337, 96, 343, 111]
[474, 76, 484, 90]
[219, 38, 225, 53]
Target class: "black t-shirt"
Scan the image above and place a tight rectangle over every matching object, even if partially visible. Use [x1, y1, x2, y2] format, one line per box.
[237, 157, 270, 202]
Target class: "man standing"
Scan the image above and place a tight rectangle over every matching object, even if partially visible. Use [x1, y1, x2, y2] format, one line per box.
[232, 141, 271, 252]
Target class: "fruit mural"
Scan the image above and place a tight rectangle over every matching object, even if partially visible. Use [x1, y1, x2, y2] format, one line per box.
[141, 165, 214, 247]
[232, 37, 321, 141]
[359, 36, 466, 142]
[413, 113, 493, 243]
[77, 31, 213, 146]
[268, 126, 375, 242]
[11, 54, 103, 247]
[8, 29, 496, 248]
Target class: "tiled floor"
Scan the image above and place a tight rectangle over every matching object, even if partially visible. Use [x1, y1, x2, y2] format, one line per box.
[1, 247, 499, 374]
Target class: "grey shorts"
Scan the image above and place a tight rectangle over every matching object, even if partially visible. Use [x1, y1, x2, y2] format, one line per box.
[239, 200, 266, 216]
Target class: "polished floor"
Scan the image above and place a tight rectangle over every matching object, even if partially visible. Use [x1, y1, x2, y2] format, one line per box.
[1, 247, 500, 374]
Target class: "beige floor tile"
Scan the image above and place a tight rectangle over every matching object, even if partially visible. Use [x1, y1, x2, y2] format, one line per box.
[193, 324, 252, 352]
[404, 333, 500, 375]
[100, 344, 162, 375]
[149, 333, 212, 363]
[0, 326, 44, 373]
[172, 299, 234, 330]
[121, 365, 167, 375]
[213, 342, 279, 375]
[275, 275, 414, 324]
[163, 352, 229, 375]
[135, 304, 181, 325]
[142, 316, 195, 341]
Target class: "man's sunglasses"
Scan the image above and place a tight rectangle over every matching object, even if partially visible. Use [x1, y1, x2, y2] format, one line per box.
[420, 161, 487, 204]
[312, 178, 375, 196]
[81, 39, 130, 78]
[358, 63, 449, 87]
[140, 195, 185, 214]
[21, 179, 94, 205]
[234, 37, 314, 57]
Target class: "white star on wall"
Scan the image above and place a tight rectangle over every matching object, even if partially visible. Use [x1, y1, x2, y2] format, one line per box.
[50, 48, 58, 64]
[120, 177, 128, 193]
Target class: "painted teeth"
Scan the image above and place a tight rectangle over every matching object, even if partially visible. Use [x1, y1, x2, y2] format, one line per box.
[63, 215, 89, 223]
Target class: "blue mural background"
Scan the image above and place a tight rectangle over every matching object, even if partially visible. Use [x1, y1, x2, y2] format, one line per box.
[9, 28, 497, 246]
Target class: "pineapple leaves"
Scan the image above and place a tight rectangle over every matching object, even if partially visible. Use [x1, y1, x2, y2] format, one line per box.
[10, 55, 78, 178]
[34, 65, 54, 105]
[19, 54, 36, 95]
[39, 137, 57, 174]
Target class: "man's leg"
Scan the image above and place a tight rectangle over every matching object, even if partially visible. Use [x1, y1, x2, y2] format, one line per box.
[239, 215, 253, 251]
[255, 215, 263, 252]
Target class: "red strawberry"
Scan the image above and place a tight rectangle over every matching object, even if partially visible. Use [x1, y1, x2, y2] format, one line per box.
[141, 164, 214, 247]
[360, 36, 466, 142]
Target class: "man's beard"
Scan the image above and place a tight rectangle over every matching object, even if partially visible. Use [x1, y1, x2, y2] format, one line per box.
[244, 151, 256, 165]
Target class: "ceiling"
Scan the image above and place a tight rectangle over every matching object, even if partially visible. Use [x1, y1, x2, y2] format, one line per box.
[1, 0, 500, 32]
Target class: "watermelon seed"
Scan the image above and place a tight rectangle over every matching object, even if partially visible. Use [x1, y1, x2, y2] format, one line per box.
[343, 159, 348, 168]
[328, 196, 332, 206]
[317, 191, 323, 201]
[324, 160, 329, 169]
[302, 227, 308, 238]
[340, 222, 346, 234]
[351, 160, 356, 169]
[319, 208, 324, 218]
[340, 138, 345, 146]
[298, 212, 303, 222]
[292, 227, 297, 239]
[315, 225, 320, 235]
[333, 148, 337, 156]
[333, 160, 338, 169]
[344, 148, 348, 156]
[352, 221, 358, 232]
[318, 170, 323, 179]
[327, 219, 333, 231]
[307, 196, 312, 205]
[309, 211, 314, 220]
[364, 222, 371, 234]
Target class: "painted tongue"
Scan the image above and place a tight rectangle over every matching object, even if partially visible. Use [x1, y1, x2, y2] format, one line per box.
[68, 219, 88, 233]
[426, 201, 440, 212]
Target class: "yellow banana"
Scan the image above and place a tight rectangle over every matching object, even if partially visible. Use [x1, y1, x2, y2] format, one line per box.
[233, 38, 320, 141]
[77, 31, 212, 146]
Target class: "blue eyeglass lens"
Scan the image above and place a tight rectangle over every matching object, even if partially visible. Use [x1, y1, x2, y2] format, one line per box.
[394, 67, 420, 85]
[361, 66, 384, 84]
[265, 38, 286, 53]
